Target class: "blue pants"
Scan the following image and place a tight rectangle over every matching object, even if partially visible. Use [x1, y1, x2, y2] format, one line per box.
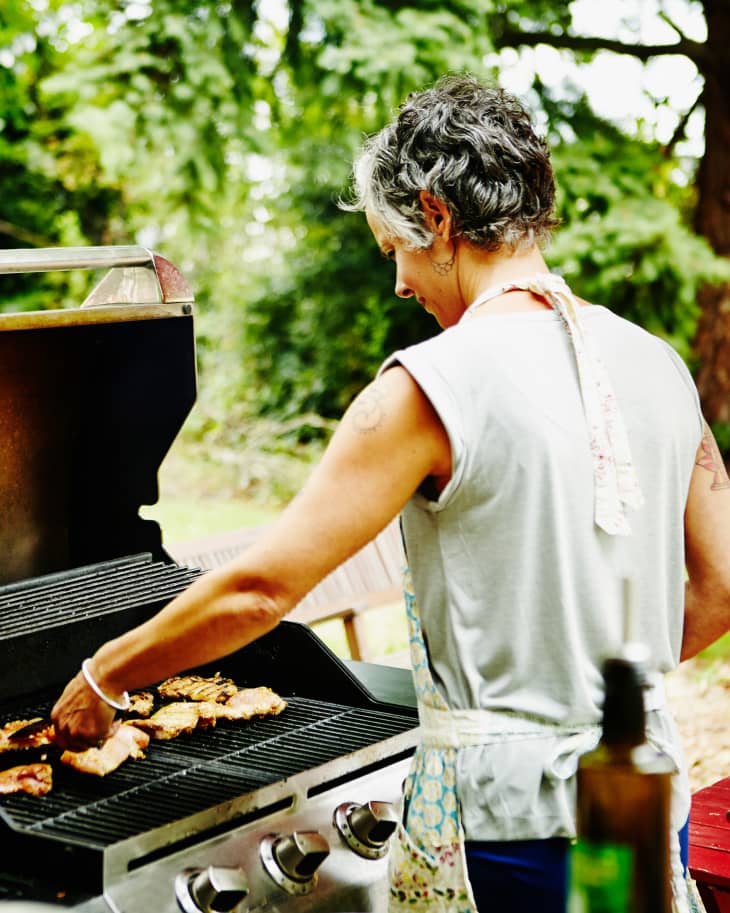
[464, 821, 689, 913]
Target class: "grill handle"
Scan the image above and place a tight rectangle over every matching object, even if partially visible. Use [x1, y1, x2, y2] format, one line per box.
[0, 245, 194, 305]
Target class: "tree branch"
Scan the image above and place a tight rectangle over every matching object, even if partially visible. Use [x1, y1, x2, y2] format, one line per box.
[662, 93, 702, 158]
[0, 221, 55, 248]
[493, 27, 710, 70]
[658, 9, 685, 41]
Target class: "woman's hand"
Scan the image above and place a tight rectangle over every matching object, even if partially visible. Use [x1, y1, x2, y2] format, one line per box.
[51, 670, 117, 751]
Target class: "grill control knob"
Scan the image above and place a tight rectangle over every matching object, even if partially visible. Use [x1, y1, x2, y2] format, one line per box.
[334, 800, 399, 858]
[260, 830, 330, 895]
[175, 865, 249, 913]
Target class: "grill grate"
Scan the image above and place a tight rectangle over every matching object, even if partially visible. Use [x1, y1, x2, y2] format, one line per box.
[0, 554, 204, 701]
[0, 554, 202, 636]
[0, 698, 415, 849]
[0, 562, 417, 890]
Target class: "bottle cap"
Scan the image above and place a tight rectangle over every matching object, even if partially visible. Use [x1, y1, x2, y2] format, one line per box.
[602, 646, 648, 746]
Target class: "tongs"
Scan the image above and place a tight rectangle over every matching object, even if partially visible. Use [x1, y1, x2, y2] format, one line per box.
[7, 717, 55, 742]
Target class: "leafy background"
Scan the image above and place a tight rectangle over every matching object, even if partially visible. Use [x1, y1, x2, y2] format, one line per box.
[3, 2, 730, 785]
[2, 0, 729, 513]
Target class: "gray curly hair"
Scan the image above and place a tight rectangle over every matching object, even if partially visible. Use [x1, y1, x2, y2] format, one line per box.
[342, 74, 558, 252]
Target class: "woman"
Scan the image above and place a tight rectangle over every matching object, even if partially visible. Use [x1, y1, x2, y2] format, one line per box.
[52, 75, 729, 912]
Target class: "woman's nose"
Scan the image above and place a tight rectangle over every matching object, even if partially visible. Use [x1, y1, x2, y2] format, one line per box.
[395, 277, 413, 299]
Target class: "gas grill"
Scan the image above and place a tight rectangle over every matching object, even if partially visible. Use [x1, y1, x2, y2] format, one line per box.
[0, 247, 418, 913]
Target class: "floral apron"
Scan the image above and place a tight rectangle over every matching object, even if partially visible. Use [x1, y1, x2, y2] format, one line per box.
[387, 275, 691, 912]
[387, 569, 602, 913]
[388, 571, 691, 913]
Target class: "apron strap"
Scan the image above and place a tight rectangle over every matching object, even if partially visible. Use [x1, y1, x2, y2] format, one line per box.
[461, 273, 644, 535]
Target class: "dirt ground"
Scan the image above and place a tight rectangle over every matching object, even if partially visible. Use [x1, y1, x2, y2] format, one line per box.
[666, 657, 730, 793]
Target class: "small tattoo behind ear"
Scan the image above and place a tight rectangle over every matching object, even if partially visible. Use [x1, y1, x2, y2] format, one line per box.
[430, 242, 456, 276]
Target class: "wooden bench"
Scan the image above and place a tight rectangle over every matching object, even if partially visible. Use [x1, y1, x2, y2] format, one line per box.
[167, 519, 405, 662]
[689, 776, 730, 912]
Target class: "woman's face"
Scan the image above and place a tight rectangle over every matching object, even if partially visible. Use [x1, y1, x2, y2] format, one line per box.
[366, 210, 463, 329]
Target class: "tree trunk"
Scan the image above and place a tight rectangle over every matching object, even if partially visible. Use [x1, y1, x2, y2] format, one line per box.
[694, 284, 730, 423]
[693, 0, 730, 424]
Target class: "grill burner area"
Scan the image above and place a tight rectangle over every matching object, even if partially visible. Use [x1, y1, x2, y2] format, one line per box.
[0, 558, 418, 910]
[111, 752, 415, 913]
[1, 697, 414, 864]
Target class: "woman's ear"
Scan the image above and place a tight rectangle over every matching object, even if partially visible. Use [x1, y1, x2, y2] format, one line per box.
[419, 191, 452, 241]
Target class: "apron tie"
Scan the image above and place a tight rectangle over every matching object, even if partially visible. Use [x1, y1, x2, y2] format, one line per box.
[418, 674, 666, 749]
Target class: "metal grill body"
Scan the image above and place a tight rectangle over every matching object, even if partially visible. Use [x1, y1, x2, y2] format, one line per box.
[0, 248, 418, 913]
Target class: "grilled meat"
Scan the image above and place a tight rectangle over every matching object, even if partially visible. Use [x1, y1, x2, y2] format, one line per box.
[218, 687, 287, 720]
[0, 762, 53, 795]
[192, 687, 287, 723]
[0, 717, 55, 753]
[125, 691, 155, 718]
[131, 686, 287, 737]
[158, 673, 238, 703]
[129, 701, 203, 740]
[60, 723, 149, 776]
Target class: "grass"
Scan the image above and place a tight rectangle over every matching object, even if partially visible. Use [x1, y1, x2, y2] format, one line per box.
[311, 602, 410, 666]
[699, 630, 730, 661]
[139, 435, 281, 544]
[141, 495, 276, 545]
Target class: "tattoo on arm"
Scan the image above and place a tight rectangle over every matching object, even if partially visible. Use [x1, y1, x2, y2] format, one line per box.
[349, 384, 387, 434]
[697, 421, 730, 490]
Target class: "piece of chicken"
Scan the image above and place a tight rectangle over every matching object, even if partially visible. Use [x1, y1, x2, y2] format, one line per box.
[157, 673, 238, 703]
[60, 723, 149, 776]
[0, 717, 55, 753]
[127, 702, 203, 740]
[197, 687, 288, 722]
[124, 691, 155, 718]
[0, 762, 53, 795]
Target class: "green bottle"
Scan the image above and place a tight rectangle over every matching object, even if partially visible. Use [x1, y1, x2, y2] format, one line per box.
[569, 643, 674, 913]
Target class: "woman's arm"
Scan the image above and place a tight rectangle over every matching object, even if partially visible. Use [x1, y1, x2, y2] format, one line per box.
[682, 420, 730, 660]
[51, 366, 451, 747]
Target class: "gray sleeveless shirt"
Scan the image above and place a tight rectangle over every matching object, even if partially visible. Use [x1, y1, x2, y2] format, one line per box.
[380, 304, 702, 841]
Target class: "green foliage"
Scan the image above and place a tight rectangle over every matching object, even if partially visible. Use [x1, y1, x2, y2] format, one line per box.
[238, 0, 495, 419]
[549, 198, 729, 364]
[38, 0, 263, 225]
[1, 0, 726, 450]
[310, 0, 493, 98]
[710, 423, 730, 457]
[488, 0, 573, 42]
[544, 92, 730, 363]
[0, 2, 123, 310]
[243, 196, 435, 419]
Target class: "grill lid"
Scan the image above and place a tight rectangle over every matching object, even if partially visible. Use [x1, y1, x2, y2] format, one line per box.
[0, 247, 197, 585]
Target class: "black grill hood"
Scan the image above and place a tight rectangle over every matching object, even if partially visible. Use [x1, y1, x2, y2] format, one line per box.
[0, 246, 197, 584]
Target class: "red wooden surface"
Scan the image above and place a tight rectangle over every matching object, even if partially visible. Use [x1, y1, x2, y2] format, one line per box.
[689, 776, 730, 912]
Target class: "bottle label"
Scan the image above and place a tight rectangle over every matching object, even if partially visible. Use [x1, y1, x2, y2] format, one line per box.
[568, 838, 633, 913]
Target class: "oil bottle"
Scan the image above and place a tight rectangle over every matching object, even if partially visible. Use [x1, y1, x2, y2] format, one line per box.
[568, 641, 674, 913]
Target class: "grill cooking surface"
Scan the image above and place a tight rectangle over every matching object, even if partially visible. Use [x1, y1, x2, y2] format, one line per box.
[0, 697, 414, 848]
[0, 560, 417, 897]
[0, 568, 418, 913]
